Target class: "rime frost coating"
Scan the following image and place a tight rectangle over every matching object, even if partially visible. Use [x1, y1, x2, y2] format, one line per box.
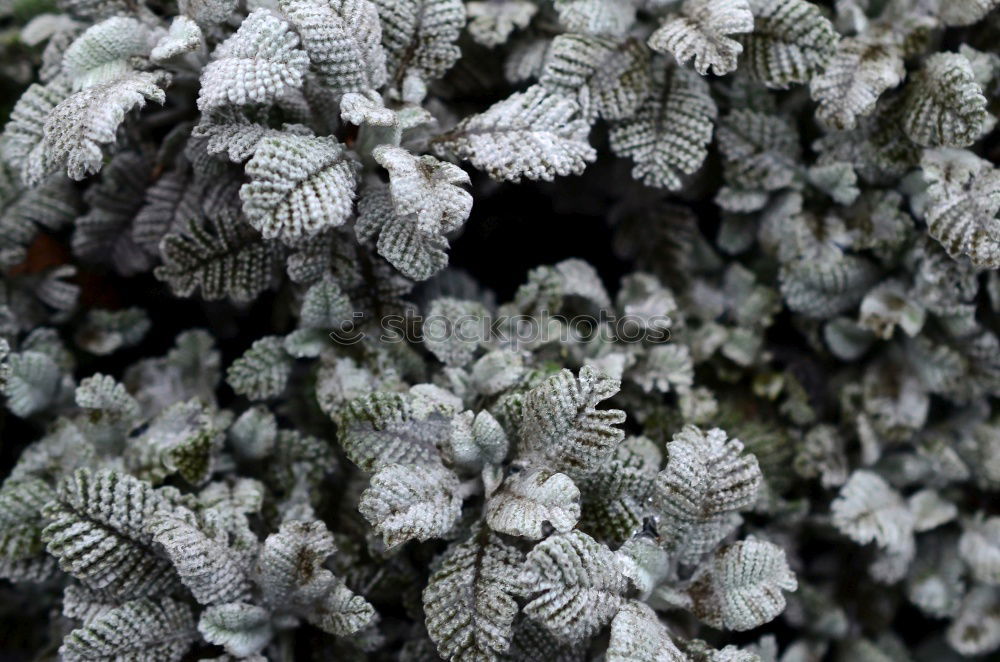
[0, 0, 999, 660]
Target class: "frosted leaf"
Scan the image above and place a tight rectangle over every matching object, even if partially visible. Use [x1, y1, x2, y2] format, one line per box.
[180, 0, 237, 26]
[607, 600, 686, 662]
[0, 167, 80, 269]
[60, 597, 196, 662]
[155, 207, 283, 303]
[958, 515, 1000, 585]
[422, 298, 488, 367]
[688, 539, 797, 631]
[255, 519, 374, 635]
[198, 602, 273, 657]
[470, 350, 525, 396]
[313, 578, 377, 636]
[226, 336, 293, 400]
[793, 424, 848, 488]
[372, 0, 465, 101]
[502, 258, 589, 314]
[339, 89, 397, 126]
[373, 145, 472, 234]
[906, 535, 966, 618]
[486, 469, 581, 539]
[651, 425, 762, 562]
[504, 36, 550, 84]
[149, 509, 251, 605]
[359, 462, 462, 548]
[466, 0, 537, 48]
[225, 408, 274, 462]
[61, 584, 120, 625]
[132, 170, 197, 253]
[197, 9, 309, 111]
[520, 530, 632, 641]
[256, 519, 337, 607]
[36, 72, 166, 184]
[616, 272, 678, 330]
[946, 586, 1000, 656]
[356, 184, 450, 280]
[423, 524, 522, 661]
[41, 469, 180, 599]
[62, 17, 154, 90]
[648, 0, 754, 76]
[578, 436, 661, 546]
[780, 254, 879, 320]
[806, 162, 859, 207]
[72, 152, 154, 276]
[21, 14, 81, 48]
[75, 308, 150, 355]
[908, 489, 957, 533]
[150, 16, 204, 63]
[445, 410, 509, 470]
[715, 110, 798, 209]
[741, 0, 837, 89]
[902, 53, 989, 148]
[939, 0, 1000, 27]
[241, 134, 358, 242]
[921, 148, 1000, 268]
[553, 0, 636, 38]
[0, 478, 55, 576]
[507, 617, 590, 660]
[278, 0, 387, 93]
[433, 84, 596, 183]
[0, 78, 72, 184]
[2, 350, 62, 417]
[831, 470, 915, 551]
[74, 373, 134, 419]
[539, 34, 652, 121]
[810, 32, 905, 131]
[520, 365, 626, 477]
[299, 276, 353, 329]
[5, 419, 93, 487]
[193, 108, 313, 163]
[630, 344, 694, 394]
[858, 281, 924, 339]
[616, 538, 671, 606]
[337, 391, 452, 472]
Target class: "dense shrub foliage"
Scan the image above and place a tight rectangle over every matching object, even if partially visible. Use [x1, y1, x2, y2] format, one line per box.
[0, 0, 999, 660]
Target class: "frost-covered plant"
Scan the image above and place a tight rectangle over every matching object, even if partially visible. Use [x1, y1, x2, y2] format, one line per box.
[1, 0, 1000, 660]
